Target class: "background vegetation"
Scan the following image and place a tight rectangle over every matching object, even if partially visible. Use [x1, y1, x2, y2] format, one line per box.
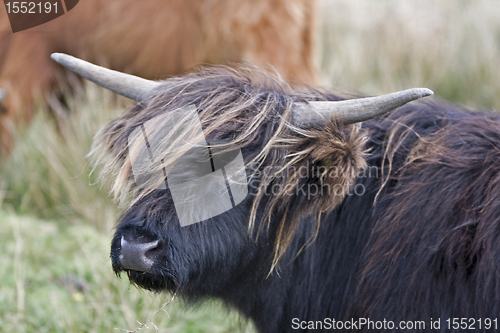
[1, 0, 500, 331]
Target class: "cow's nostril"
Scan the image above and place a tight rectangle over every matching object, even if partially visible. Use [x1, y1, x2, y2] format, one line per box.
[119, 236, 160, 273]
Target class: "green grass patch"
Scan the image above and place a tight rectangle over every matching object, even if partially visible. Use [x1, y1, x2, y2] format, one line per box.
[0, 84, 119, 231]
[0, 211, 255, 332]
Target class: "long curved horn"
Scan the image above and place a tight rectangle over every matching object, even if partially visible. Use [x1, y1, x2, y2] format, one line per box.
[292, 88, 433, 126]
[51, 53, 160, 102]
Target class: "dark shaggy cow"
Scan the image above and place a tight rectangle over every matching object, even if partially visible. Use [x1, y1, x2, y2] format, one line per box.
[0, 0, 317, 157]
[54, 53, 500, 333]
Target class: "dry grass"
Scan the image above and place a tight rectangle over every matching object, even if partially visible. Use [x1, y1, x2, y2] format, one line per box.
[0, 83, 124, 231]
[320, 0, 500, 110]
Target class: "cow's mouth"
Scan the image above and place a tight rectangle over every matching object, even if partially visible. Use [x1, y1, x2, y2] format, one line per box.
[112, 257, 179, 292]
[124, 269, 177, 292]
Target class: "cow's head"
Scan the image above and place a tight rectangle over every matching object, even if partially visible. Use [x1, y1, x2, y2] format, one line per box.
[51, 53, 432, 294]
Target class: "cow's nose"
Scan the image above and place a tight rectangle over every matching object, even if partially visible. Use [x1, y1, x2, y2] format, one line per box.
[119, 236, 159, 273]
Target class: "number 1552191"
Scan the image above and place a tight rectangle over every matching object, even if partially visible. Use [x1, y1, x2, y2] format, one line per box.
[5, 2, 58, 14]
[446, 318, 498, 330]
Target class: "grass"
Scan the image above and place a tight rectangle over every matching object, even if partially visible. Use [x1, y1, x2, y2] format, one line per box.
[1, 0, 500, 331]
[0, 83, 120, 232]
[0, 211, 254, 333]
[320, 0, 500, 110]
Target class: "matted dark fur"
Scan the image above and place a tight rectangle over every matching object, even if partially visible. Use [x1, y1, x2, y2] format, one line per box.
[346, 101, 500, 330]
[95, 66, 500, 332]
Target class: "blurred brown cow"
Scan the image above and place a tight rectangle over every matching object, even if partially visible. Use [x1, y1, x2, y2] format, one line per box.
[0, 0, 317, 157]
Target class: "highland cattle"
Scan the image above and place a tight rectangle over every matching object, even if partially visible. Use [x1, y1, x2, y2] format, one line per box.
[53, 53, 500, 333]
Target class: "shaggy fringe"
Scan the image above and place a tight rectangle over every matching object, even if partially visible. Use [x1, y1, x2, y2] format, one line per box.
[90, 65, 367, 267]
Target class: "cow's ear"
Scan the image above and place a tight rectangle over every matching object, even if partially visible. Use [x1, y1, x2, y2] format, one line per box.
[298, 122, 368, 213]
